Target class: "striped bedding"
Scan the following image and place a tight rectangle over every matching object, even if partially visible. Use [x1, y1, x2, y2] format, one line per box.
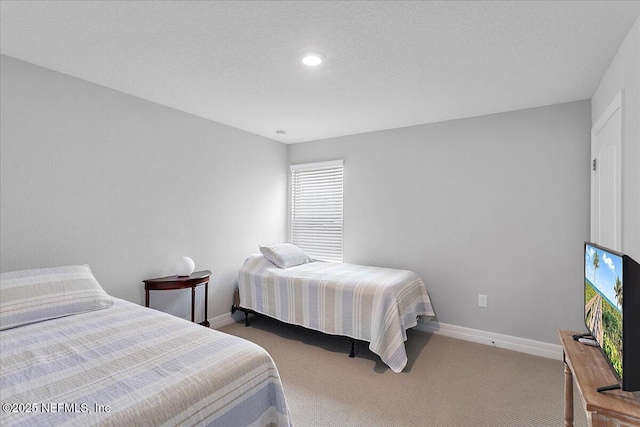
[0, 298, 291, 427]
[238, 255, 435, 373]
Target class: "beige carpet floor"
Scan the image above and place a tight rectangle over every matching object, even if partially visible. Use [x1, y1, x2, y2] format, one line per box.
[220, 315, 588, 427]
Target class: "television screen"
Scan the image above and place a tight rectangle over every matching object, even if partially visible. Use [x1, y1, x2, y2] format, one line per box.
[584, 243, 624, 380]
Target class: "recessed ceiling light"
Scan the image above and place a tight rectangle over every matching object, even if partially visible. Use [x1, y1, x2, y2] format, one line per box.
[301, 52, 325, 67]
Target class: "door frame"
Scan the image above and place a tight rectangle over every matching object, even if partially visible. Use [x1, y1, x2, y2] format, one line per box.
[591, 91, 622, 250]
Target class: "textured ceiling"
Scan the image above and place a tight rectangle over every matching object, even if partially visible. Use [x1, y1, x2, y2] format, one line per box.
[1, 1, 639, 143]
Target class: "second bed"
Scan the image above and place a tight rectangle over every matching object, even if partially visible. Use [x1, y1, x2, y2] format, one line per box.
[237, 250, 435, 373]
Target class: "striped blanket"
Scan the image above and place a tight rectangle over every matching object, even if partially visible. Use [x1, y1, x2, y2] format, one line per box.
[238, 255, 435, 373]
[0, 298, 291, 427]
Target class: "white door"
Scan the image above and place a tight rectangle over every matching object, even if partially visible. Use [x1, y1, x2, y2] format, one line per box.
[591, 92, 622, 251]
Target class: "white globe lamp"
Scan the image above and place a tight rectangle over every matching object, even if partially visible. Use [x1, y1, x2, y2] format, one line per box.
[174, 256, 195, 277]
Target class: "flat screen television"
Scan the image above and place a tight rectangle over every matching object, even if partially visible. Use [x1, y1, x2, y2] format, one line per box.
[583, 242, 640, 392]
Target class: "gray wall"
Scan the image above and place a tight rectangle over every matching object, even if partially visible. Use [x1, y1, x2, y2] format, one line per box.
[0, 55, 287, 319]
[289, 101, 591, 344]
[591, 15, 640, 260]
[0, 54, 593, 344]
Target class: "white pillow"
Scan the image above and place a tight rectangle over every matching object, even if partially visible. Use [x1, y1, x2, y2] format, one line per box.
[0, 264, 113, 330]
[259, 243, 311, 269]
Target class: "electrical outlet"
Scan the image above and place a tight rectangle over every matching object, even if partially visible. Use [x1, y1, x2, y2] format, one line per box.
[478, 294, 488, 308]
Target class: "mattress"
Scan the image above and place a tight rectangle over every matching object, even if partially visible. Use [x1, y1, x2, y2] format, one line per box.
[238, 255, 435, 373]
[0, 298, 292, 427]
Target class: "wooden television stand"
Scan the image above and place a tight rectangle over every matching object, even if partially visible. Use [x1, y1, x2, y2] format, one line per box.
[559, 330, 640, 427]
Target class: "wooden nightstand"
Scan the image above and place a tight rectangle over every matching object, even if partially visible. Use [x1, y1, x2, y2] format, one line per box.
[143, 270, 211, 327]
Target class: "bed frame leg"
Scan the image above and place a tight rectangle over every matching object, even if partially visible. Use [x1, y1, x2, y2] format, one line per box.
[349, 338, 355, 358]
[244, 310, 250, 327]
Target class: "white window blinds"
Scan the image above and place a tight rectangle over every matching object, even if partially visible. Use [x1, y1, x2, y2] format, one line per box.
[290, 160, 344, 262]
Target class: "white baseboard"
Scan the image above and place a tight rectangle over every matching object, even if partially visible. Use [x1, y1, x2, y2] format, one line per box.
[416, 320, 563, 361]
[209, 312, 563, 361]
[208, 312, 237, 330]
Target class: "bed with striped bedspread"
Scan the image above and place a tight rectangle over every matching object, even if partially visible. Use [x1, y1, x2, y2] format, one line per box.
[238, 255, 435, 373]
[0, 298, 291, 427]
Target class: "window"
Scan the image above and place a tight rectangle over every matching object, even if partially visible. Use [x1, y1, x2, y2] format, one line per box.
[290, 160, 343, 262]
